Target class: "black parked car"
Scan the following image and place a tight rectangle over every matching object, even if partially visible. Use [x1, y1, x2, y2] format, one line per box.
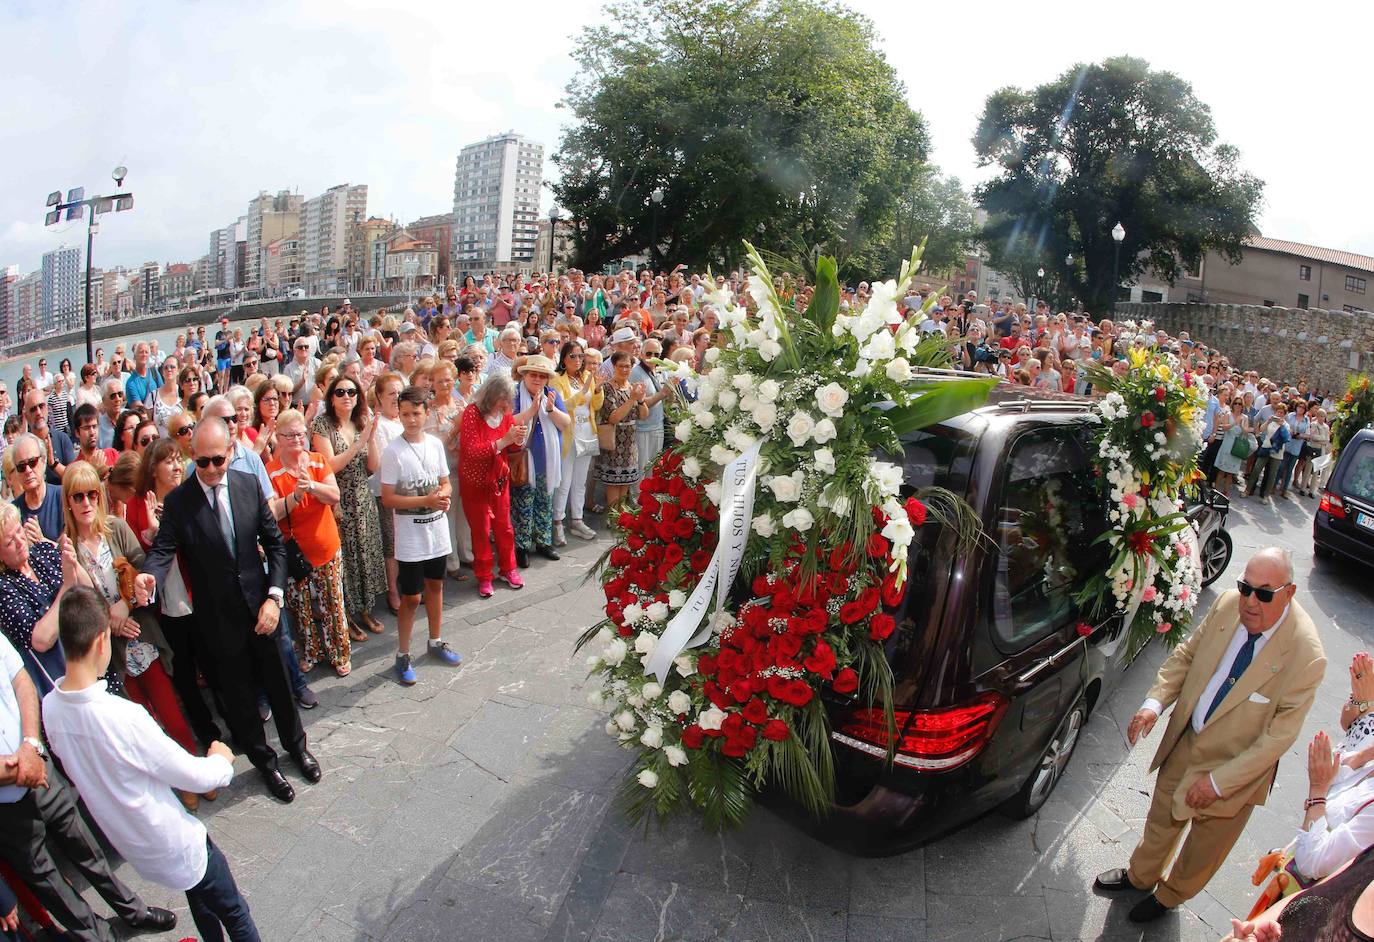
[798, 381, 1147, 854]
[1314, 427, 1374, 567]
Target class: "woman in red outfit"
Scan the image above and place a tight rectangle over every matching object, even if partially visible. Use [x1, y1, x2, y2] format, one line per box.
[457, 374, 530, 597]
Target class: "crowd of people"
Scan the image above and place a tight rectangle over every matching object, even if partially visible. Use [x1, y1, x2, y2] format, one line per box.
[0, 266, 1360, 941]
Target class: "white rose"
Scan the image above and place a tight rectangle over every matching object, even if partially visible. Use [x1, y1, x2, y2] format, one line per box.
[885, 358, 912, 382]
[585, 655, 603, 671]
[710, 444, 735, 467]
[758, 379, 781, 402]
[698, 706, 727, 731]
[605, 719, 620, 738]
[786, 411, 816, 447]
[622, 603, 644, 626]
[674, 419, 693, 443]
[815, 382, 850, 418]
[704, 347, 720, 364]
[637, 769, 659, 788]
[595, 626, 614, 644]
[641, 681, 663, 700]
[758, 338, 782, 362]
[813, 448, 835, 474]
[704, 481, 721, 505]
[673, 654, 696, 677]
[782, 507, 815, 532]
[739, 393, 759, 414]
[752, 513, 777, 537]
[681, 456, 702, 479]
[694, 411, 716, 429]
[646, 602, 669, 624]
[848, 358, 872, 379]
[668, 589, 686, 609]
[626, 693, 644, 709]
[718, 389, 738, 411]
[633, 632, 657, 655]
[812, 418, 837, 444]
[766, 472, 803, 503]
[732, 372, 756, 392]
[603, 639, 628, 667]
[615, 710, 637, 731]
[832, 314, 851, 337]
[640, 725, 664, 748]
[664, 745, 688, 767]
[752, 402, 778, 431]
[667, 690, 693, 714]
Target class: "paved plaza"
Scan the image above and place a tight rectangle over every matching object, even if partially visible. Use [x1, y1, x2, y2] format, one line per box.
[69, 494, 1374, 942]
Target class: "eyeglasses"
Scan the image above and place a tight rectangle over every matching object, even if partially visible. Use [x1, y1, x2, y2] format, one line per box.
[332, 387, 359, 399]
[1236, 580, 1291, 603]
[14, 456, 42, 473]
[278, 430, 306, 441]
[70, 489, 101, 505]
[136, 435, 156, 447]
[175, 423, 196, 437]
[194, 454, 227, 468]
[25, 403, 46, 414]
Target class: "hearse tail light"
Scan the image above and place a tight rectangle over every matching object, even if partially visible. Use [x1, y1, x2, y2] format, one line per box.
[1320, 491, 1345, 519]
[833, 692, 1010, 771]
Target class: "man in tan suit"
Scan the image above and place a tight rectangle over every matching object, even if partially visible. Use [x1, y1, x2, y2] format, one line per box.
[1094, 546, 1325, 922]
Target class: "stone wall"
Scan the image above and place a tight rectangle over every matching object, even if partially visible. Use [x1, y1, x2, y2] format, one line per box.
[1114, 301, 1374, 396]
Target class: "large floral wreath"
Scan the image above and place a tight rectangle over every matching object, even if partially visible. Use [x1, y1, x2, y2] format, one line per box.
[578, 244, 996, 827]
[1077, 337, 1206, 651]
[1332, 373, 1374, 456]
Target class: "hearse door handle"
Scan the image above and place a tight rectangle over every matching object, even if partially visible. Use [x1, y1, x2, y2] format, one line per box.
[1017, 635, 1087, 685]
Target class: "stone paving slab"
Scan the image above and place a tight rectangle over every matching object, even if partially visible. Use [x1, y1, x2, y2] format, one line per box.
[50, 497, 1374, 941]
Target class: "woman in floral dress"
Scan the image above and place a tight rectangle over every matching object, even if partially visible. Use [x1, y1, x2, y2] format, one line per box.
[311, 373, 386, 640]
[596, 350, 648, 507]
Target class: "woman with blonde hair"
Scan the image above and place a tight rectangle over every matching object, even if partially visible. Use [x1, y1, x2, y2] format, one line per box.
[267, 410, 352, 675]
[165, 412, 196, 460]
[549, 341, 601, 544]
[305, 361, 338, 425]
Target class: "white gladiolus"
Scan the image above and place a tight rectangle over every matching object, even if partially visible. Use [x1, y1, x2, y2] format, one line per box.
[885, 358, 912, 382]
[882, 515, 915, 549]
[814, 382, 850, 418]
[850, 306, 887, 343]
[664, 745, 688, 767]
[752, 513, 778, 537]
[861, 329, 895, 362]
[667, 690, 693, 714]
[615, 710, 637, 731]
[633, 631, 657, 655]
[782, 507, 815, 532]
[812, 418, 837, 444]
[637, 769, 659, 788]
[699, 706, 727, 731]
[758, 338, 782, 362]
[646, 602, 669, 623]
[603, 639, 628, 667]
[668, 589, 687, 609]
[869, 460, 904, 497]
[640, 725, 664, 748]
[848, 358, 872, 379]
[813, 448, 835, 474]
[832, 313, 852, 337]
[786, 411, 816, 447]
[758, 379, 781, 402]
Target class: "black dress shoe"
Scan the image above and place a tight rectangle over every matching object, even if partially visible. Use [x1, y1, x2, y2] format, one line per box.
[515, 548, 530, 568]
[126, 906, 177, 931]
[1093, 867, 1138, 892]
[296, 687, 319, 710]
[536, 545, 561, 561]
[260, 767, 295, 803]
[1128, 894, 1173, 923]
[292, 749, 322, 783]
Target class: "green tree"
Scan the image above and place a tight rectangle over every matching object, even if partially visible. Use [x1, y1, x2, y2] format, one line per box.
[886, 170, 976, 280]
[972, 56, 1264, 312]
[551, 0, 929, 277]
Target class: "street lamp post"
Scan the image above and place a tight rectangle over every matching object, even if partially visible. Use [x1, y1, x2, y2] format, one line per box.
[1036, 267, 1045, 311]
[548, 206, 561, 275]
[43, 166, 133, 364]
[650, 187, 664, 273]
[1111, 221, 1126, 310]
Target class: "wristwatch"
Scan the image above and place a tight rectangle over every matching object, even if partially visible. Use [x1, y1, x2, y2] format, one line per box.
[1356, 700, 1371, 715]
[267, 588, 284, 607]
[22, 736, 45, 758]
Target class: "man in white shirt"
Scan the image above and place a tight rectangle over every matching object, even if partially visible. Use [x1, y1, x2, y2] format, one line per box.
[44, 586, 259, 941]
[0, 629, 174, 941]
[1095, 547, 1325, 923]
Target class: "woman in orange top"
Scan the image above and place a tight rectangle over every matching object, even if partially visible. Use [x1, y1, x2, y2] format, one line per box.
[266, 409, 350, 676]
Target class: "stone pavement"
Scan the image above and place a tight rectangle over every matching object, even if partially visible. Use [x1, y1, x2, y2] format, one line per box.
[66, 494, 1374, 941]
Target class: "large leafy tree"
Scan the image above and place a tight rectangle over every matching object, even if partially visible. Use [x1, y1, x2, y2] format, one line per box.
[973, 56, 1264, 312]
[551, 0, 928, 277]
[886, 170, 976, 280]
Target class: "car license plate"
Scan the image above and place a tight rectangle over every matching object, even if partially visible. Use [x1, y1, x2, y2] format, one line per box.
[1358, 512, 1374, 532]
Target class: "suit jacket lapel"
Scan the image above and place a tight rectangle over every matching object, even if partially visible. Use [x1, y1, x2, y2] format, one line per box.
[1206, 611, 1297, 726]
[197, 474, 235, 556]
[1176, 599, 1240, 724]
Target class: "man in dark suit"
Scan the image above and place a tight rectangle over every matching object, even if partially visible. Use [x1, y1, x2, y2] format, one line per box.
[135, 417, 320, 803]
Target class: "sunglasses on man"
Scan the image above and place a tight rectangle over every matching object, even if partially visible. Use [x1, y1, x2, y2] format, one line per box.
[1236, 580, 1290, 603]
[194, 454, 227, 469]
[13, 456, 42, 474]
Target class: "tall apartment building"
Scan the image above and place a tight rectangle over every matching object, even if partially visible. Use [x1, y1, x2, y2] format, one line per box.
[452, 132, 543, 277]
[0, 266, 18, 343]
[244, 190, 303, 290]
[40, 245, 82, 333]
[138, 261, 161, 312]
[300, 183, 367, 294]
[100, 267, 126, 317]
[263, 237, 301, 292]
[13, 271, 42, 340]
[208, 218, 244, 291]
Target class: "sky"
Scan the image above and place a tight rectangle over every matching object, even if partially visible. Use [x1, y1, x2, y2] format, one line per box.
[4, 0, 1372, 276]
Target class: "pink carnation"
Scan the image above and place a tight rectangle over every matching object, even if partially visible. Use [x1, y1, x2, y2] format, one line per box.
[1179, 587, 1191, 602]
[1123, 493, 1138, 510]
[1141, 585, 1157, 603]
[1156, 621, 1172, 634]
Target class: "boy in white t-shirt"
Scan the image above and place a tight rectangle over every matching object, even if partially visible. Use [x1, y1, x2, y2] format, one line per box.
[380, 386, 462, 686]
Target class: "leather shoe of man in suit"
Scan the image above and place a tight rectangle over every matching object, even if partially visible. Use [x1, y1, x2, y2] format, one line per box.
[261, 767, 296, 803]
[125, 906, 178, 931]
[292, 749, 322, 784]
[1093, 868, 1144, 892]
[1128, 894, 1173, 923]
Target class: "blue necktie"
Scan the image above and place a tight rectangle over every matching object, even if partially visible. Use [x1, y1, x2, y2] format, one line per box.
[1204, 631, 1261, 722]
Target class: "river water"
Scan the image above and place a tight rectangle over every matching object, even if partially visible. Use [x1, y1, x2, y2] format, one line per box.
[0, 313, 270, 396]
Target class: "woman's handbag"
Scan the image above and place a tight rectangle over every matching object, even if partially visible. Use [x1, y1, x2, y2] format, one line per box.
[283, 503, 314, 582]
[1231, 433, 1256, 460]
[508, 445, 530, 487]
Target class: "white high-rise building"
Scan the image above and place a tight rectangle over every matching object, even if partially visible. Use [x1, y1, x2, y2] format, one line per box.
[209, 219, 244, 291]
[452, 132, 543, 277]
[244, 190, 303, 291]
[41, 245, 82, 333]
[300, 184, 367, 293]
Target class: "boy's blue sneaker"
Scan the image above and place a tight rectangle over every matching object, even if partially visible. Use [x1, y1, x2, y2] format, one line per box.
[428, 640, 462, 666]
[395, 653, 417, 686]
